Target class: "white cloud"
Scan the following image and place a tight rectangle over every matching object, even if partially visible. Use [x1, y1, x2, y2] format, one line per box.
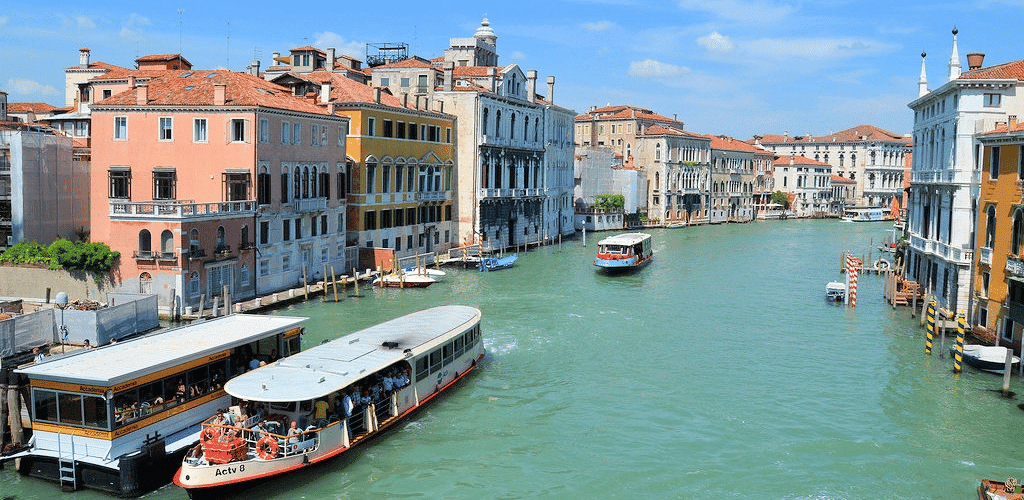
[742, 37, 897, 60]
[313, 31, 365, 59]
[582, 20, 615, 32]
[75, 16, 95, 29]
[511, 51, 526, 60]
[5, 78, 59, 97]
[697, 31, 734, 53]
[628, 59, 691, 78]
[119, 13, 151, 42]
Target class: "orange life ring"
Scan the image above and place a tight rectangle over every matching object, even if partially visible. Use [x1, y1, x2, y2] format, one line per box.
[256, 436, 279, 460]
[200, 426, 221, 443]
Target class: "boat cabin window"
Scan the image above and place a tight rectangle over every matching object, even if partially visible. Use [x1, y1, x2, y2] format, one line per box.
[32, 389, 109, 430]
[111, 357, 230, 428]
[414, 324, 481, 382]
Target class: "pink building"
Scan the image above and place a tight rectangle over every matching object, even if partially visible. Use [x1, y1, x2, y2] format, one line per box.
[90, 68, 349, 314]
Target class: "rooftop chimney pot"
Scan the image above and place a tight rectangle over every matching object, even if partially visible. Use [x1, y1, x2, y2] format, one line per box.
[967, 53, 985, 71]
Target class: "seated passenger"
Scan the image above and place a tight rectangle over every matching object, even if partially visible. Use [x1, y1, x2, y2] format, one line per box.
[287, 421, 301, 451]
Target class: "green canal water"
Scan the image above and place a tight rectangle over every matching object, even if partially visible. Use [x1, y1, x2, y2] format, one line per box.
[4, 219, 1024, 499]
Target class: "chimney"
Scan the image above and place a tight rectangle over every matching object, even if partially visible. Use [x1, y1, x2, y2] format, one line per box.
[326, 48, 336, 72]
[272, 52, 281, 64]
[320, 81, 331, 104]
[443, 61, 454, 91]
[374, 87, 382, 104]
[136, 85, 148, 105]
[79, 47, 91, 69]
[328, 102, 336, 114]
[415, 95, 421, 110]
[546, 76, 555, 104]
[1010, 115, 1019, 129]
[527, 70, 537, 103]
[127, 75, 136, 88]
[249, 59, 261, 76]
[403, 93, 409, 108]
[214, 83, 226, 106]
[487, 67, 496, 92]
[967, 53, 985, 70]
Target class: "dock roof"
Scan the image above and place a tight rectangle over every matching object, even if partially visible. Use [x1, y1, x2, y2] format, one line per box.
[225, 305, 480, 402]
[17, 315, 307, 387]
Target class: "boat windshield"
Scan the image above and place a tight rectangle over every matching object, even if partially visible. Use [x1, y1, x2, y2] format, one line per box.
[600, 245, 627, 254]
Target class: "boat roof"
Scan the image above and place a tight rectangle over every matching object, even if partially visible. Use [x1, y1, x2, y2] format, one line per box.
[16, 315, 306, 387]
[597, 232, 651, 246]
[225, 305, 481, 403]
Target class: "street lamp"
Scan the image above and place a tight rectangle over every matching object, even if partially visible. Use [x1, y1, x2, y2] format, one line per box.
[55, 291, 69, 354]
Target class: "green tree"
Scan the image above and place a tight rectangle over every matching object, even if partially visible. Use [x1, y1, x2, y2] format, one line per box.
[770, 190, 791, 210]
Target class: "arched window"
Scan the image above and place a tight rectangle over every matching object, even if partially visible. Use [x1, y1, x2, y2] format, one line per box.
[138, 229, 152, 256]
[293, 166, 301, 200]
[495, 110, 501, 138]
[280, 166, 289, 204]
[140, 272, 152, 294]
[189, 271, 200, 297]
[310, 166, 318, 198]
[655, 171, 660, 191]
[302, 166, 310, 198]
[257, 166, 271, 205]
[510, 113, 516, 140]
[161, 230, 174, 256]
[655, 144, 661, 161]
[216, 226, 226, 251]
[482, 108, 489, 135]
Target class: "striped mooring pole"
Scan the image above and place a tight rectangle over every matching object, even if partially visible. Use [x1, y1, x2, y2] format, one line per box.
[848, 255, 858, 308]
[953, 314, 966, 373]
[925, 299, 936, 356]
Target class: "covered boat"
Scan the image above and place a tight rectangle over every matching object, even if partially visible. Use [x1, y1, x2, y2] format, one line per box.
[478, 253, 518, 271]
[826, 281, 847, 302]
[594, 233, 653, 272]
[372, 272, 435, 288]
[950, 344, 1021, 373]
[173, 305, 485, 498]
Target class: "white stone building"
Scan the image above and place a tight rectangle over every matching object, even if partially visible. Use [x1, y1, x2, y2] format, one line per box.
[906, 28, 1024, 315]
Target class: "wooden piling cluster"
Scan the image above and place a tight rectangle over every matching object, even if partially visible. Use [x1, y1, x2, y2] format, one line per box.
[882, 268, 923, 309]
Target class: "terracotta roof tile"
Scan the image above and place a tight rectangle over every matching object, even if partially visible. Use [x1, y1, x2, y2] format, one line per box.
[285, 70, 407, 108]
[831, 174, 856, 183]
[959, 59, 1024, 80]
[290, 46, 326, 55]
[756, 124, 906, 145]
[774, 154, 831, 167]
[64, 60, 125, 72]
[93, 70, 332, 115]
[8, 102, 64, 113]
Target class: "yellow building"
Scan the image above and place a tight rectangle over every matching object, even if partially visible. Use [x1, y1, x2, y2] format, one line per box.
[973, 118, 1024, 351]
[274, 71, 456, 264]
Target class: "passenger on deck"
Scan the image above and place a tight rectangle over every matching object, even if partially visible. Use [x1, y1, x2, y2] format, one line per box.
[382, 372, 394, 393]
[176, 379, 187, 402]
[287, 421, 301, 451]
[33, 347, 45, 363]
[249, 358, 261, 371]
[312, 398, 329, 426]
[250, 419, 267, 440]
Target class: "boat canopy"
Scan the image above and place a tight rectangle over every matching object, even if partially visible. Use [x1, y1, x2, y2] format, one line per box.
[15, 315, 306, 387]
[597, 232, 650, 247]
[225, 305, 481, 403]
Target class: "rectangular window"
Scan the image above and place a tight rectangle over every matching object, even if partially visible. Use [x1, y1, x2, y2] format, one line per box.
[380, 77, 390, 86]
[295, 218, 302, 239]
[383, 119, 393, 138]
[395, 237, 401, 251]
[400, 77, 410, 87]
[991, 146, 1001, 180]
[397, 122, 406, 139]
[321, 214, 328, 235]
[231, 119, 246, 142]
[446, 127, 452, 143]
[311, 124, 319, 146]
[367, 117, 376, 137]
[293, 123, 301, 144]
[283, 219, 291, 241]
[259, 118, 269, 143]
[382, 165, 391, 193]
[408, 123, 417, 140]
[114, 116, 127, 140]
[109, 168, 131, 199]
[321, 126, 327, 147]
[159, 117, 173, 141]
[420, 124, 427, 141]
[260, 259, 270, 277]
[382, 209, 392, 229]
[338, 125, 345, 146]
[1019, 145, 1024, 180]
[260, 221, 269, 245]
[283, 254, 291, 271]
[364, 210, 377, 230]
[223, 172, 250, 201]
[985, 93, 1002, 107]
[153, 170, 176, 200]
[193, 118, 208, 142]
[282, 121, 291, 144]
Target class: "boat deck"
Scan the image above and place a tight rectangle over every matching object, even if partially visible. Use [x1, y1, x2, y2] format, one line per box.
[979, 479, 1024, 500]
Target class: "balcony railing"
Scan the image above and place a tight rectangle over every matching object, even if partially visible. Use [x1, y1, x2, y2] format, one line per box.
[111, 200, 255, 219]
[133, 250, 178, 261]
[980, 246, 992, 266]
[909, 234, 974, 265]
[294, 197, 327, 213]
[1007, 257, 1024, 276]
[416, 191, 448, 202]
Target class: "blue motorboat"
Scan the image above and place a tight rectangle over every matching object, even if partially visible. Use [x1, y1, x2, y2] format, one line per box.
[479, 253, 518, 271]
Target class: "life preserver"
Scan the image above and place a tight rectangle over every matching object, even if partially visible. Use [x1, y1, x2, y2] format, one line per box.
[256, 436, 279, 460]
[200, 426, 220, 443]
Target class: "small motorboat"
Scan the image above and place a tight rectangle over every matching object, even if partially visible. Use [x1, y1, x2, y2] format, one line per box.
[950, 344, 1021, 373]
[825, 281, 847, 302]
[479, 253, 518, 272]
[373, 273, 436, 288]
[402, 267, 447, 281]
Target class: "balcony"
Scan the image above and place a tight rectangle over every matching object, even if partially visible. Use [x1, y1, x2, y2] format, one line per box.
[416, 191, 448, 202]
[133, 250, 178, 262]
[980, 246, 992, 266]
[1007, 257, 1024, 276]
[294, 197, 327, 213]
[909, 234, 974, 265]
[110, 200, 255, 220]
[187, 248, 207, 260]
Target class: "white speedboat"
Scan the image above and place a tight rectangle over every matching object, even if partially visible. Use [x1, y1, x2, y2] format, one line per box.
[951, 344, 1021, 373]
[826, 281, 847, 302]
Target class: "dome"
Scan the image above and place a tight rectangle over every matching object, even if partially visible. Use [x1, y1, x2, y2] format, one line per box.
[474, 17, 497, 44]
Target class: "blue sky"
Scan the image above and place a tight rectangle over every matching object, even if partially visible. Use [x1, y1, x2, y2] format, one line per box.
[2, 1, 1022, 139]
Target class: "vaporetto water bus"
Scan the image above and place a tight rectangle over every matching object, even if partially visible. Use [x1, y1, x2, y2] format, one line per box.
[594, 232, 654, 272]
[8, 314, 306, 497]
[173, 305, 485, 498]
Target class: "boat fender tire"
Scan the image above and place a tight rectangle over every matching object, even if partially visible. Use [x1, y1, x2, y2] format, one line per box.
[200, 426, 220, 443]
[256, 436, 279, 460]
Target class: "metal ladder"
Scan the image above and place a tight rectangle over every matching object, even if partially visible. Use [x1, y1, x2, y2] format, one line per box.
[56, 429, 77, 491]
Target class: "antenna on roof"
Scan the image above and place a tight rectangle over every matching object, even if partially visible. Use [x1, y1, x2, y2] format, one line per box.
[178, 9, 184, 55]
[226, 21, 231, 69]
